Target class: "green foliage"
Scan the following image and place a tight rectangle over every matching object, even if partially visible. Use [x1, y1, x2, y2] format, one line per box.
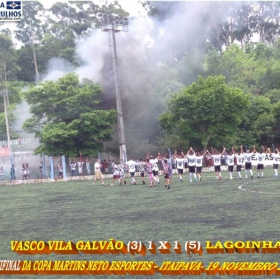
[160, 76, 249, 151]
[23, 73, 117, 156]
[0, 34, 20, 85]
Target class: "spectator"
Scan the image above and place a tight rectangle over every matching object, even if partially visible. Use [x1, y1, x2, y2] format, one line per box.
[38, 161, 43, 179]
[58, 161, 63, 179]
[26, 163, 31, 180]
[0, 166, 4, 181]
[85, 158, 92, 175]
[10, 164, 16, 181]
[70, 160, 76, 177]
[104, 159, 109, 174]
[101, 160, 106, 173]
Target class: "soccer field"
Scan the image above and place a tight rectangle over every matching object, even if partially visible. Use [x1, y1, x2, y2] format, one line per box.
[1, 169, 280, 278]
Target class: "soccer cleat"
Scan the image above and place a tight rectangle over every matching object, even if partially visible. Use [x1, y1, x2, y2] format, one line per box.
[180, 178, 183, 182]
[190, 180, 192, 183]
[274, 174, 278, 178]
[165, 185, 167, 188]
[102, 182, 105, 185]
[251, 175, 253, 179]
[110, 184, 113, 186]
[168, 186, 170, 189]
[200, 177, 202, 181]
[93, 183, 95, 186]
[219, 176, 222, 180]
[257, 176, 260, 178]
[134, 182, 137, 185]
[124, 180, 126, 184]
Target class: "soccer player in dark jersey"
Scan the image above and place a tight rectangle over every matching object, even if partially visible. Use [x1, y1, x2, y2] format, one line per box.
[163, 159, 171, 189]
[138, 158, 146, 185]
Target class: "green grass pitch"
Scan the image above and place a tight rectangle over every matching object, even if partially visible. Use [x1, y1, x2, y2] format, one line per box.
[0, 168, 280, 278]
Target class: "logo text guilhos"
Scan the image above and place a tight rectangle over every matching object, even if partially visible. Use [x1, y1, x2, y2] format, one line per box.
[0, 2, 22, 20]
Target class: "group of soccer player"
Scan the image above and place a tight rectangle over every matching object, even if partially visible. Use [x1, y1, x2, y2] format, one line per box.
[101, 145, 279, 188]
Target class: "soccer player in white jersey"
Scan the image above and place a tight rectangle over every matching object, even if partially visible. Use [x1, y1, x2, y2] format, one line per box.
[146, 158, 155, 187]
[111, 162, 121, 186]
[241, 146, 255, 179]
[93, 159, 104, 185]
[233, 146, 244, 179]
[254, 145, 268, 178]
[269, 148, 279, 177]
[226, 148, 235, 180]
[174, 151, 186, 182]
[207, 147, 226, 180]
[194, 150, 208, 181]
[119, 163, 126, 185]
[150, 155, 160, 184]
[183, 147, 197, 183]
[126, 159, 137, 185]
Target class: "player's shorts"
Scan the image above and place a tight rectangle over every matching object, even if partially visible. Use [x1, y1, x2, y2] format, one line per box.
[164, 174, 170, 179]
[94, 171, 103, 179]
[140, 172, 145, 177]
[148, 172, 154, 181]
[245, 162, 252, 170]
[273, 164, 279, 169]
[130, 172, 135, 177]
[113, 175, 120, 179]
[214, 165, 221, 172]
[177, 168, 183, 174]
[196, 167, 202, 173]
[257, 164, 264, 170]
[228, 166, 234, 172]
[153, 170, 159, 176]
[236, 165, 242, 172]
[189, 166, 195, 173]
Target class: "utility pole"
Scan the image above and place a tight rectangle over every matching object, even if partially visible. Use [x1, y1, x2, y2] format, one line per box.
[98, 13, 128, 164]
[0, 89, 12, 166]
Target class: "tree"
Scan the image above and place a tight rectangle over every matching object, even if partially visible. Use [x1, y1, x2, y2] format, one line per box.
[250, 2, 280, 44]
[0, 35, 20, 90]
[22, 73, 117, 157]
[15, 1, 48, 81]
[0, 35, 21, 136]
[159, 75, 249, 151]
[237, 95, 273, 147]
